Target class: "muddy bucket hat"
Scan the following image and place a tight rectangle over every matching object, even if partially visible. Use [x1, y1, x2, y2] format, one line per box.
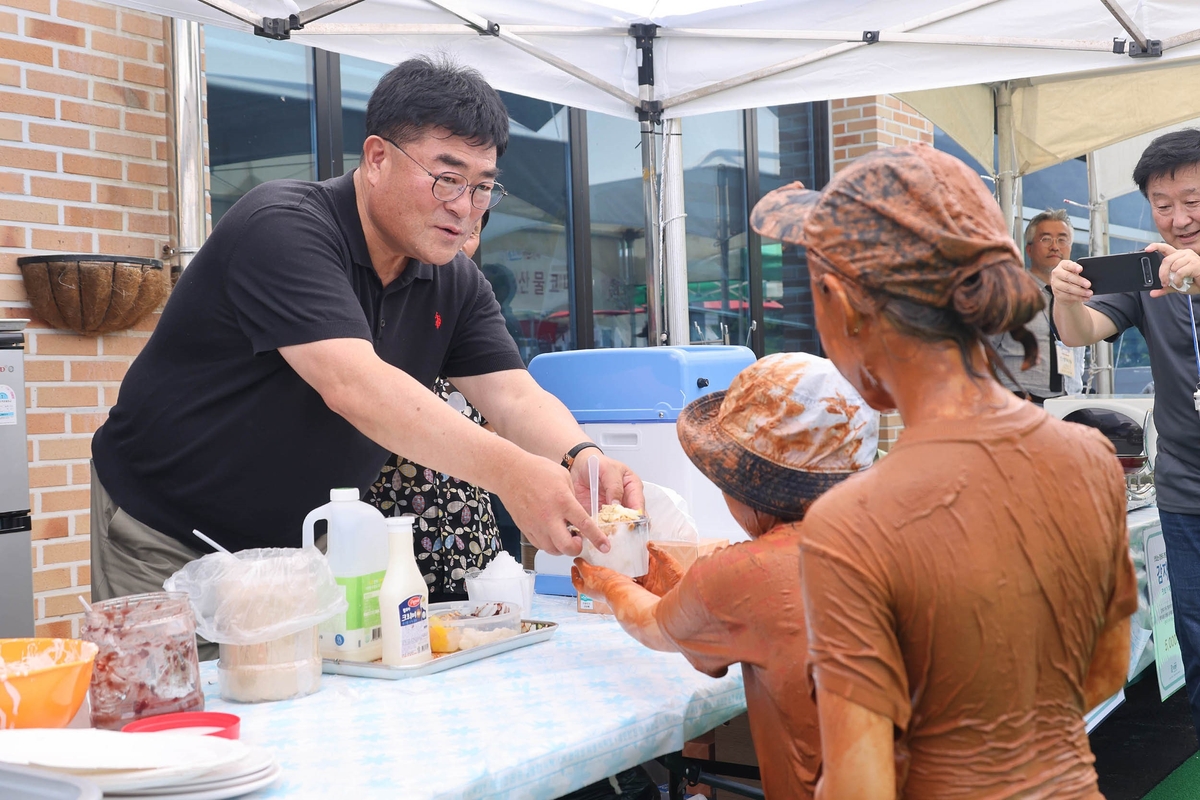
[749, 143, 1023, 308]
[677, 352, 879, 520]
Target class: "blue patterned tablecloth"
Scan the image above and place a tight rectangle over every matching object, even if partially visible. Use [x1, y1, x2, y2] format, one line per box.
[200, 595, 746, 799]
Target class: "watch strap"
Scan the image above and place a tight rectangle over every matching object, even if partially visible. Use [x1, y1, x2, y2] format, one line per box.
[561, 442, 602, 470]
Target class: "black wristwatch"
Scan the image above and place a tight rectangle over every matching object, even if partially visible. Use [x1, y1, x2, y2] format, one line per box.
[561, 442, 602, 470]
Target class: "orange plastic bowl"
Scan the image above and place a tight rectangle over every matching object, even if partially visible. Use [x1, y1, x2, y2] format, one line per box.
[0, 638, 99, 729]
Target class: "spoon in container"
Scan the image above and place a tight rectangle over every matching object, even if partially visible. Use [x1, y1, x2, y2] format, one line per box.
[588, 454, 600, 520]
[192, 528, 232, 555]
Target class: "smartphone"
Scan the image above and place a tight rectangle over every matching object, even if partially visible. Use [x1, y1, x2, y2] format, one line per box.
[1077, 251, 1163, 294]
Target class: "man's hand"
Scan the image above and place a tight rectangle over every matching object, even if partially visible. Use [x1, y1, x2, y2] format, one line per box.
[1050, 259, 1093, 305]
[635, 542, 685, 597]
[1149, 241, 1200, 298]
[569, 451, 646, 513]
[497, 453, 611, 558]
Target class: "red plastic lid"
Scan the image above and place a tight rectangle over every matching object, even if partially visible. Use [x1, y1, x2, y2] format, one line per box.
[121, 711, 241, 740]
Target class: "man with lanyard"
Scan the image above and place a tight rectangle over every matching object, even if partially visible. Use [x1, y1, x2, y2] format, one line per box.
[1053, 129, 1200, 736]
[90, 56, 642, 604]
[991, 209, 1084, 403]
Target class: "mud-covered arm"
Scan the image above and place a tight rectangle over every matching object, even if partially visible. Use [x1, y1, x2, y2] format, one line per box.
[572, 559, 679, 653]
[1084, 486, 1139, 710]
[815, 690, 896, 800]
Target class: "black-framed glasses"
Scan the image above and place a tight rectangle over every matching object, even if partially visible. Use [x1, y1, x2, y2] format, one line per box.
[381, 136, 507, 210]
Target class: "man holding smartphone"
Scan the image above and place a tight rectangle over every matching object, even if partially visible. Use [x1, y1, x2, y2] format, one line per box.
[990, 208, 1084, 403]
[1052, 129, 1200, 737]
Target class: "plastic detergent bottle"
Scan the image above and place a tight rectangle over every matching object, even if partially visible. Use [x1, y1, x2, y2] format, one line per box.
[302, 488, 388, 662]
[379, 515, 432, 667]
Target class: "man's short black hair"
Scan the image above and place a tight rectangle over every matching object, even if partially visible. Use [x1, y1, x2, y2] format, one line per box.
[1134, 129, 1200, 196]
[365, 55, 510, 157]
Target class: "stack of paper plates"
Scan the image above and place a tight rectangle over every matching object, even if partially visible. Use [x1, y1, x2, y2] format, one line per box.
[0, 729, 280, 800]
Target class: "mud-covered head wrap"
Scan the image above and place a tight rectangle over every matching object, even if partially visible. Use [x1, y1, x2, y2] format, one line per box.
[751, 144, 1044, 370]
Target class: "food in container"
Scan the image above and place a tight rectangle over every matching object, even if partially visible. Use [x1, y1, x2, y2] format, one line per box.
[81, 592, 204, 730]
[580, 504, 651, 578]
[218, 628, 322, 703]
[164, 546, 346, 704]
[463, 552, 535, 617]
[427, 602, 521, 654]
[0, 638, 98, 729]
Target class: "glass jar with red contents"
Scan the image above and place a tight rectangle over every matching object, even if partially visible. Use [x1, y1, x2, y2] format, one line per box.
[81, 591, 204, 730]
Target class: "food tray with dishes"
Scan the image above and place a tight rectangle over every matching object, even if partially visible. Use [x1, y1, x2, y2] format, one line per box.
[322, 612, 557, 681]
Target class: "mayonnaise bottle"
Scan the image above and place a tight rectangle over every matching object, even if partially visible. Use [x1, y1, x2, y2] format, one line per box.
[379, 515, 432, 666]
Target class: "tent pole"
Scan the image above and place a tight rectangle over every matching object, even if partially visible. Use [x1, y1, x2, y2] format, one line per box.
[995, 82, 1018, 240]
[642, 117, 662, 346]
[634, 24, 664, 346]
[1087, 153, 1115, 393]
[661, 117, 689, 346]
[166, 18, 206, 276]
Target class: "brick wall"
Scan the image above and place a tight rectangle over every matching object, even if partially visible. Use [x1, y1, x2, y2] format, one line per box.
[0, 0, 171, 637]
[832, 95, 934, 173]
[831, 95, 934, 449]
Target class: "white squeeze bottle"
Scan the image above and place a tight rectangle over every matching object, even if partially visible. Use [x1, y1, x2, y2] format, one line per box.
[379, 515, 432, 666]
[302, 488, 389, 662]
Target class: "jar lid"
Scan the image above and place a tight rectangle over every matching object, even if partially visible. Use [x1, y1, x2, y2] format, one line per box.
[121, 711, 241, 739]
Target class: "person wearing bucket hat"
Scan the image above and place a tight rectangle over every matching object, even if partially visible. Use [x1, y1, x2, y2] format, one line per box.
[572, 352, 879, 800]
[749, 144, 1137, 799]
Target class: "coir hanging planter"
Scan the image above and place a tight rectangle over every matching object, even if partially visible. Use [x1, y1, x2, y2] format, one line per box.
[16, 254, 169, 335]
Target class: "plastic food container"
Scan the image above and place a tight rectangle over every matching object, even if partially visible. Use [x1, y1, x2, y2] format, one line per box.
[427, 602, 521, 654]
[81, 592, 203, 730]
[581, 517, 651, 578]
[0, 638, 98, 729]
[217, 626, 321, 703]
[464, 569, 535, 617]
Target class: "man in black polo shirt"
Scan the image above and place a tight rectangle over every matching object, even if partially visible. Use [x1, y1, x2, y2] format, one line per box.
[90, 56, 642, 602]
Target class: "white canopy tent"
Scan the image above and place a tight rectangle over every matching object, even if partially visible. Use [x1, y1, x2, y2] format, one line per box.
[114, 0, 1200, 348]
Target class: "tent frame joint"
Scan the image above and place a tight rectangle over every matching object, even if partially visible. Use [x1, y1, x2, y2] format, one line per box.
[862, 30, 879, 44]
[255, 13, 302, 40]
[1127, 38, 1163, 58]
[469, 18, 500, 36]
[630, 23, 659, 87]
[637, 100, 663, 123]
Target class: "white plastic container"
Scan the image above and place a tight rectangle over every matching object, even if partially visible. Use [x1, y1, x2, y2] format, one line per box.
[379, 516, 432, 667]
[580, 517, 651, 577]
[302, 488, 389, 662]
[218, 628, 321, 703]
[465, 567, 535, 617]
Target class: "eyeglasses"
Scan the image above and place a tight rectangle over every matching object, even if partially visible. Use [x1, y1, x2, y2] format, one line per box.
[381, 136, 507, 211]
[1037, 235, 1071, 247]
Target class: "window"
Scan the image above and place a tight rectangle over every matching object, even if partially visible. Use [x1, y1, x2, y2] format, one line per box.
[204, 27, 316, 224]
[682, 111, 750, 347]
[756, 104, 826, 355]
[587, 112, 648, 350]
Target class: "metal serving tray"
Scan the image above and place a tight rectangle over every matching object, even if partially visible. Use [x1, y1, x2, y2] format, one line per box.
[321, 620, 558, 680]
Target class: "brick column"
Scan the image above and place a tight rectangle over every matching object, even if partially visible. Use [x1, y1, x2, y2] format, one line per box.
[1, 0, 172, 636]
[830, 95, 934, 449]
[832, 95, 933, 172]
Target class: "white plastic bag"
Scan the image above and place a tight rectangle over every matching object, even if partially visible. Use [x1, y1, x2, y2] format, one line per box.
[643, 482, 699, 544]
[164, 547, 347, 646]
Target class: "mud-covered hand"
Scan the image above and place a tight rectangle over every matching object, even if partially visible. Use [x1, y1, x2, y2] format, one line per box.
[635, 542, 685, 597]
[572, 558, 679, 652]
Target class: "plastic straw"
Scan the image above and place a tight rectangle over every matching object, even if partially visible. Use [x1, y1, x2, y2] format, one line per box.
[78, 595, 92, 614]
[192, 528, 232, 554]
[588, 455, 600, 520]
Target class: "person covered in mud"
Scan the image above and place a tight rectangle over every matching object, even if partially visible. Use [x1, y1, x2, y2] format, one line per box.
[571, 352, 879, 800]
[747, 143, 1137, 799]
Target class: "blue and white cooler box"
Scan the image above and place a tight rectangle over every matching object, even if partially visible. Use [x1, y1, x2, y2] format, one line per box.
[530, 345, 757, 554]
